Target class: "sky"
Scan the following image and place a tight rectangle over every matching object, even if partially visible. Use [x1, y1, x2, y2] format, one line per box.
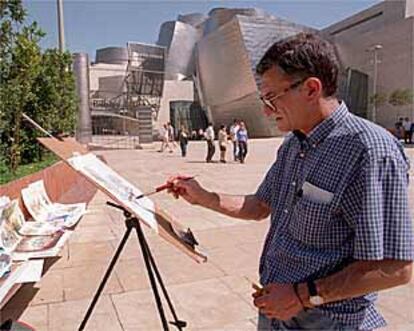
[23, 0, 382, 61]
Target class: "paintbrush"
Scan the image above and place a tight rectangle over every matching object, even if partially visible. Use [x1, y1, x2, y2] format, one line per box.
[135, 175, 197, 200]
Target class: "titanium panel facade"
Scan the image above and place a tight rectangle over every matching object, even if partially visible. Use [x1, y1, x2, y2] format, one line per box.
[157, 21, 201, 80]
[177, 13, 207, 27]
[196, 14, 314, 137]
[203, 8, 268, 36]
[95, 47, 128, 65]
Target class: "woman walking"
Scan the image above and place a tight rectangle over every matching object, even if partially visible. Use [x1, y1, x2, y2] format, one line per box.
[158, 123, 173, 153]
[237, 121, 248, 163]
[218, 125, 228, 163]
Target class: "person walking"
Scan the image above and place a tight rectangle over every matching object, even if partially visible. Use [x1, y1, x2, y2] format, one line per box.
[167, 33, 413, 331]
[229, 119, 240, 161]
[167, 122, 177, 148]
[204, 123, 215, 163]
[237, 121, 248, 163]
[218, 125, 228, 163]
[403, 117, 412, 144]
[158, 124, 172, 153]
[178, 125, 189, 157]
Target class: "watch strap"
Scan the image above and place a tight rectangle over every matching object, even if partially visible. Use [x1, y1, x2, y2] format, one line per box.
[307, 280, 318, 296]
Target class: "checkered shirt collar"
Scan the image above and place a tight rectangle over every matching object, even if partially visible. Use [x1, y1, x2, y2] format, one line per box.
[293, 101, 350, 147]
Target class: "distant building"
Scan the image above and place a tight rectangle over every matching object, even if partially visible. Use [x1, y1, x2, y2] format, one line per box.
[87, 0, 414, 141]
[157, 8, 315, 137]
[323, 0, 414, 129]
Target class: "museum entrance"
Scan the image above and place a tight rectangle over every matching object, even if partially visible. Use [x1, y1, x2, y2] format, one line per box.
[169, 101, 208, 137]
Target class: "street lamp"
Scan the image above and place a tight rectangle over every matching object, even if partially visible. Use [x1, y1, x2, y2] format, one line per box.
[57, 0, 65, 52]
[366, 44, 383, 123]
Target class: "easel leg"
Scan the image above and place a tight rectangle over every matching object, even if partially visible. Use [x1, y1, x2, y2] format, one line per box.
[78, 213, 187, 331]
[139, 225, 187, 330]
[78, 219, 133, 331]
[134, 219, 171, 330]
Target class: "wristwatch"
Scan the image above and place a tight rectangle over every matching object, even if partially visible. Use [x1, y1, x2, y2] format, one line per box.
[307, 280, 324, 306]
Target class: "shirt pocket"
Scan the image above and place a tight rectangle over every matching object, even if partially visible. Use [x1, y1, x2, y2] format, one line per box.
[289, 197, 333, 246]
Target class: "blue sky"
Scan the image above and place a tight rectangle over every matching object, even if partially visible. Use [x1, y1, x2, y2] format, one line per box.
[24, 0, 381, 61]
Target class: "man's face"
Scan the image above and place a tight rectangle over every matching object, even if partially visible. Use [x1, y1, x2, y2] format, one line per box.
[259, 66, 308, 132]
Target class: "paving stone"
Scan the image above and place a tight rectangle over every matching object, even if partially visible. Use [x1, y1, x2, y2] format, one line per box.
[62, 264, 123, 301]
[48, 295, 122, 331]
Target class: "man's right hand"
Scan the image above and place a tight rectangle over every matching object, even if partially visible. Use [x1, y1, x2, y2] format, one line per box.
[167, 175, 210, 205]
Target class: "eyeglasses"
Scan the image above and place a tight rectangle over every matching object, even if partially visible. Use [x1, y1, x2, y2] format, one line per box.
[260, 77, 307, 112]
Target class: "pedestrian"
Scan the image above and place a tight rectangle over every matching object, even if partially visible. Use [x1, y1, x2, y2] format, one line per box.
[197, 128, 204, 140]
[204, 123, 215, 163]
[237, 121, 248, 163]
[167, 33, 413, 331]
[218, 124, 228, 163]
[167, 122, 177, 148]
[178, 125, 189, 157]
[158, 124, 172, 153]
[403, 117, 412, 144]
[229, 119, 240, 161]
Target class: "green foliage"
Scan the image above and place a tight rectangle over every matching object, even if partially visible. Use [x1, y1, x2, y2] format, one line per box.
[388, 89, 413, 107]
[369, 92, 388, 107]
[0, 0, 77, 174]
[0, 151, 57, 185]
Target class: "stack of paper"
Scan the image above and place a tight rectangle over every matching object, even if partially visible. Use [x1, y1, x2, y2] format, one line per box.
[21, 180, 86, 228]
[2, 200, 61, 236]
[0, 197, 10, 209]
[0, 199, 69, 260]
[0, 259, 44, 306]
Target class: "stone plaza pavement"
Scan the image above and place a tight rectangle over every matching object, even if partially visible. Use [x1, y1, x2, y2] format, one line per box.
[2, 138, 414, 330]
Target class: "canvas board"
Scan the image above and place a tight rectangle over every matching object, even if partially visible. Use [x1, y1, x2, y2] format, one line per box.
[38, 137, 207, 263]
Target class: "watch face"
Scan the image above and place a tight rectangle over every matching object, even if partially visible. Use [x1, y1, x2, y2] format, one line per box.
[310, 295, 324, 306]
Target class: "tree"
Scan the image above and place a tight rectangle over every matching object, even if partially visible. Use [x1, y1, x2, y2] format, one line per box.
[388, 89, 413, 107]
[0, 0, 77, 173]
[23, 49, 78, 163]
[0, 1, 44, 172]
[369, 92, 388, 108]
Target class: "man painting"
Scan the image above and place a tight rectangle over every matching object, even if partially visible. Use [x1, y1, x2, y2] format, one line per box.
[167, 33, 413, 330]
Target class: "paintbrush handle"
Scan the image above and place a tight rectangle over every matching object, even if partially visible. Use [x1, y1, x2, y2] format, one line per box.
[136, 176, 197, 200]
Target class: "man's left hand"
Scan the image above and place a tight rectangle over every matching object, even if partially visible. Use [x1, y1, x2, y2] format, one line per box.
[253, 283, 303, 321]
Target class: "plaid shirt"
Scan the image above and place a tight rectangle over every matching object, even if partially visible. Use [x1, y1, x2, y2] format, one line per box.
[255, 102, 413, 330]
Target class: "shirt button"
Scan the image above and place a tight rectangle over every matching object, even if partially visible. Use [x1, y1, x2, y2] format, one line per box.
[299, 153, 305, 158]
[292, 181, 296, 187]
[284, 209, 289, 214]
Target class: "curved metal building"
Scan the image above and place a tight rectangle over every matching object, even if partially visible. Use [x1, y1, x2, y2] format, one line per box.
[203, 7, 268, 35]
[196, 11, 315, 137]
[177, 13, 207, 28]
[95, 47, 128, 65]
[157, 21, 201, 80]
[155, 7, 315, 137]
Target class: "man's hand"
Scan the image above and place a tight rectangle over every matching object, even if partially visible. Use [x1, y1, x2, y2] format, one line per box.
[167, 175, 210, 205]
[253, 283, 303, 321]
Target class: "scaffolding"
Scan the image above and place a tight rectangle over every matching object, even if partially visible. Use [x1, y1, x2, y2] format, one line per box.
[89, 43, 166, 148]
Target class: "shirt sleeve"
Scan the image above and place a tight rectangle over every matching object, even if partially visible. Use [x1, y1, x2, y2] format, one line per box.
[342, 152, 413, 261]
[255, 165, 276, 207]
[255, 152, 284, 209]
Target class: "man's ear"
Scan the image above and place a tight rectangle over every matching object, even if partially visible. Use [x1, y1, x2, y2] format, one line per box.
[304, 77, 323, 99]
